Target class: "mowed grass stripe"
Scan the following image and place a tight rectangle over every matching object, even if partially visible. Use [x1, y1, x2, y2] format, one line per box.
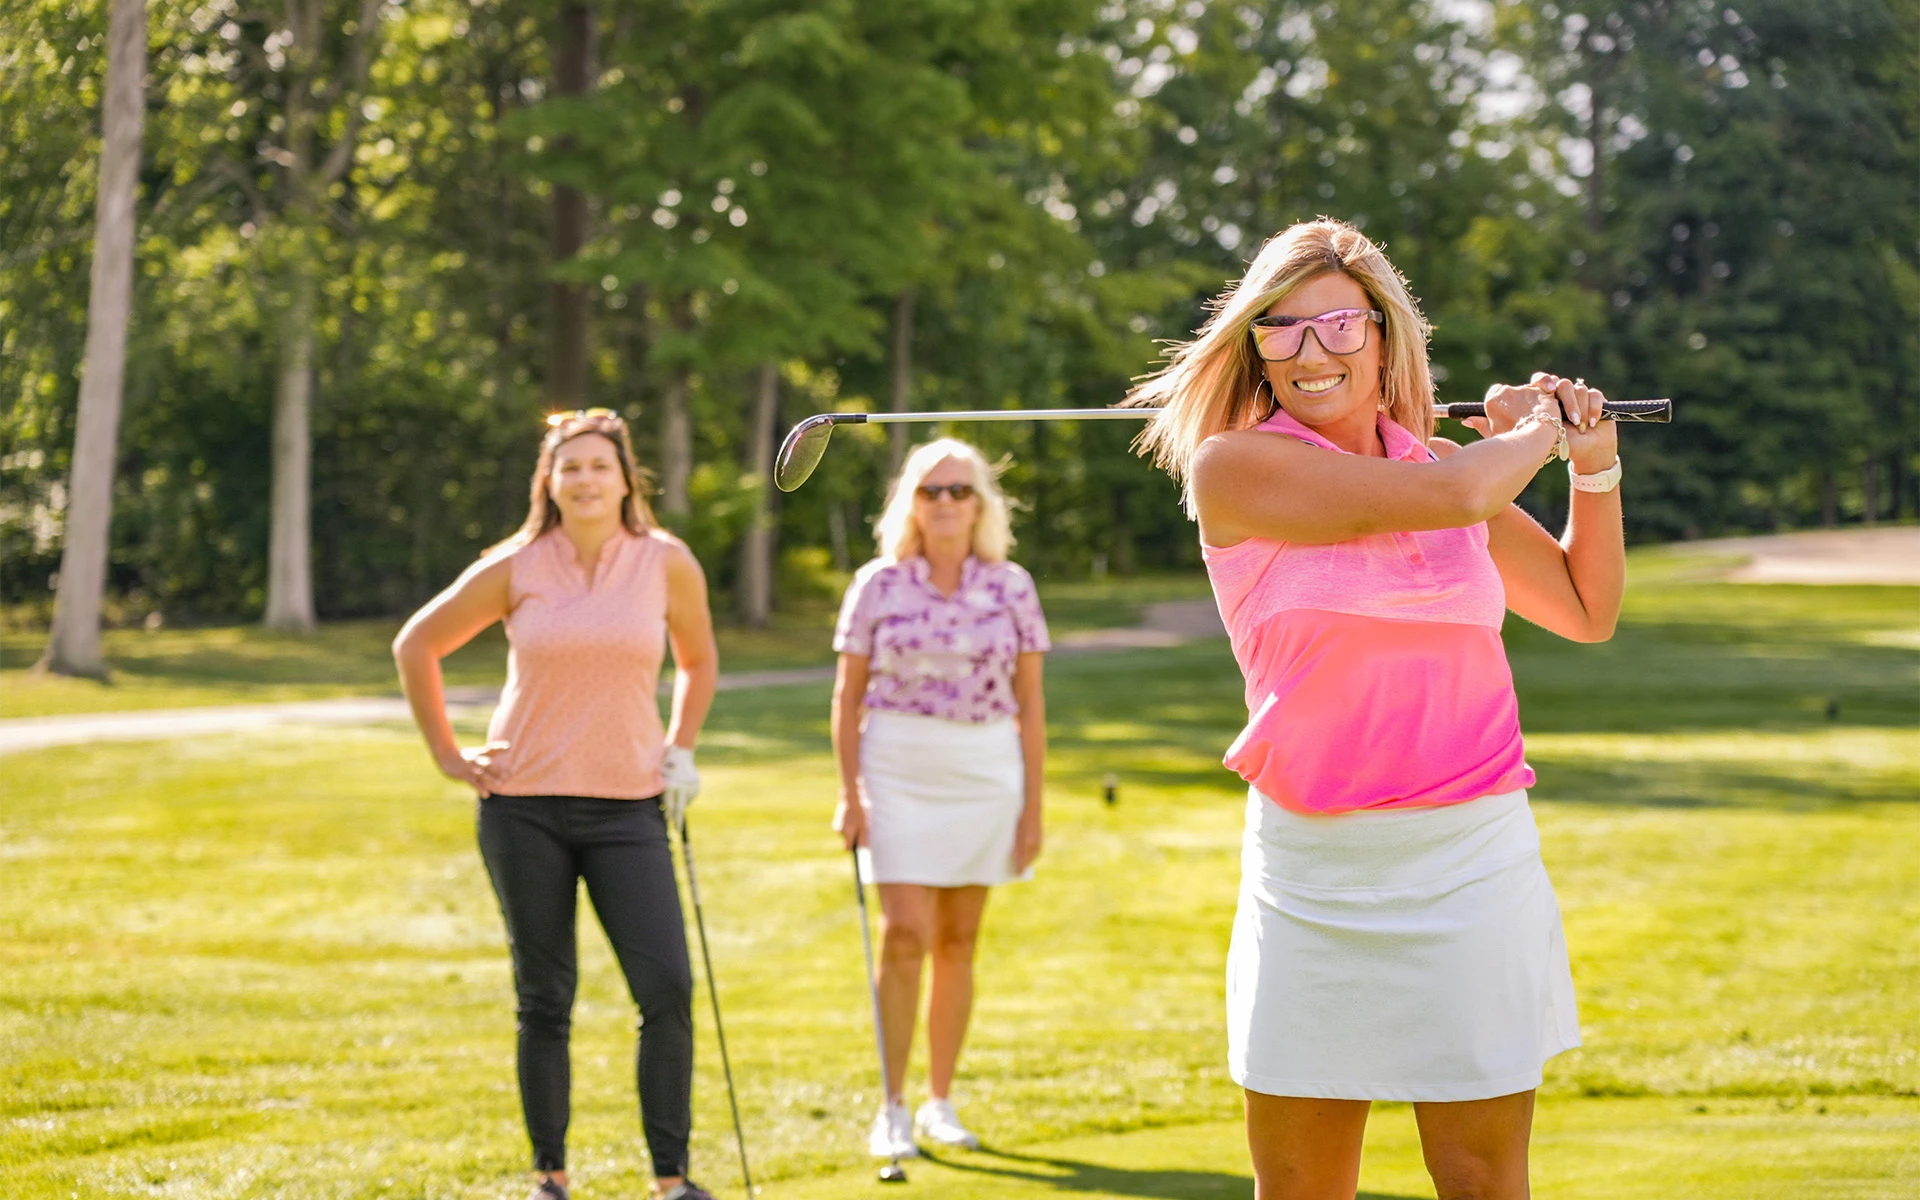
[2, 567, 1916, 1197]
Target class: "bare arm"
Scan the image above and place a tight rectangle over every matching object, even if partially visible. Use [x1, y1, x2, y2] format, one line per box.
[1450, 376, 1626, 642]
[830, 653, 871, 848]
[391, 553, 512, 793]
[1192, 395, 1563, 548]
[1010, 651, 1047, 873]
[1486, 497, 1623, 642]
[659, 534, 719, 749]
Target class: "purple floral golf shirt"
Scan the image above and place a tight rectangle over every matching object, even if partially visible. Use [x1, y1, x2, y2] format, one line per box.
[833, 556, 1051, 723]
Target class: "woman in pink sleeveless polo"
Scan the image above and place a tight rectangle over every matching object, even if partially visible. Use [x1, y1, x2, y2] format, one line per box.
[1130, 220, 1626, 1200]
[830, 438, 1050, 1160]
[393, 410, 721, 1200]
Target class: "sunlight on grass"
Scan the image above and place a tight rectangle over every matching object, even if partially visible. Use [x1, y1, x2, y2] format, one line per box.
[0, 573, 1217, 720]
[5, 715, 1917, 1195]
[2, 561, 1915, 1196]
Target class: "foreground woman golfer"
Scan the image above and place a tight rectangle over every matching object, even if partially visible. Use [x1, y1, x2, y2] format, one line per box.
[1131, 220, 1623, 1200]
[831, 438, 1050, 1159]
[393, 409, 720, 1200]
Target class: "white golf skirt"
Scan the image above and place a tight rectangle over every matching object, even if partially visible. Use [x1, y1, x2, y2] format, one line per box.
[858, 709, 1031, 888]
[1227, 788, 1580, 1102]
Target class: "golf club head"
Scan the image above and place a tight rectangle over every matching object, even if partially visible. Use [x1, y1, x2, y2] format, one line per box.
[878, 1160, 908, 1183]
[774, 413, 854, 492]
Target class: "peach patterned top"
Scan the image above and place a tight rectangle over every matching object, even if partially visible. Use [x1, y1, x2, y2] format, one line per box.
[485, 527, 670, 799]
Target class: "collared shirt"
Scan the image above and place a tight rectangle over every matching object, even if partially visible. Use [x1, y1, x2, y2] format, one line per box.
[487, 527, 671, 799]
[1201, 407, 1535, 814]
[834, 555, 1051, 724]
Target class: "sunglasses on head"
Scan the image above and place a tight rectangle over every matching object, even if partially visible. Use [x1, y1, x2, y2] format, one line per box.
[545, 407, 623, 427]
[915, 482, 976, 502]
[1249, 308, 1384, 362]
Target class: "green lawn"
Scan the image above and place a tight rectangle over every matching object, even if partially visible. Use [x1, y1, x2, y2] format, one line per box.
[1, 562, 1916, 1198]
[0, 573, 1214, 720]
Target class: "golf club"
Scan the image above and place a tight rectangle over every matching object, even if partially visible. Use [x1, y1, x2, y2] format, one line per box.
[676, 817, 755, 1198]
[851, 848, 908, 1184]
[772, 399, 1673, 491]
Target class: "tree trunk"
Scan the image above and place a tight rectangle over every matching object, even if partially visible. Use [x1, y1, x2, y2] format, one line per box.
[1584, 36, 1607, 236]
[888, 289, 915, 473]
[658, 296, 694, 516]
[264, 275, 317, 630]
[827, 501, 850, 572]
[546, 2, 593, 409]
[736, 363, 780, 627]
[659, 365, 692, 517]
[37, 0, 146, 679]
[1819, 468, 1838, 528]
[1111, 487, 1136, 576]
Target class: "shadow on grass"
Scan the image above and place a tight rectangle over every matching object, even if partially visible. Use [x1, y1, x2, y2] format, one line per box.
[699, 629, 1919, 818]
[1527, 756, 1920, 810]
[922, 1144, 1424, 1200]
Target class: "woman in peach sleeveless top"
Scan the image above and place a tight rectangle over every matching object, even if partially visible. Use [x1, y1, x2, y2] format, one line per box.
[1129, 220, 1626, 1200]
[393, 410, 720, 1200]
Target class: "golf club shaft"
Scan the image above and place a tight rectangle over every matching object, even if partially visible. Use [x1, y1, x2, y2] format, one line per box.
[679, 818, 754, 1197]
[863, 407, 1161, 425]
[775, 398, 1672, 490]
[847, 398, 1670, 424]
[851, 848, 895, 1116]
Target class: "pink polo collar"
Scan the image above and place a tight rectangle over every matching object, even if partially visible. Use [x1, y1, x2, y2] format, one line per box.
[1258, 405, 1431, 463]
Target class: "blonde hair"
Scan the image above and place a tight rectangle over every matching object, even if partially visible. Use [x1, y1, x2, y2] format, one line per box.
[872, 438, 1015, 563]
[1126, 219, 1435, 512]
[490, 413, 655, 554]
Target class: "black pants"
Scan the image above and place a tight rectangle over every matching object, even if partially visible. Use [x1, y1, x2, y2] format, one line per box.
[477, 794, 694, 1176]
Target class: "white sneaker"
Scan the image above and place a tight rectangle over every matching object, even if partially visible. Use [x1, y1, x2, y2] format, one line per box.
[913, 1097, 981, 1150]
[868, 1101, 919, 1159]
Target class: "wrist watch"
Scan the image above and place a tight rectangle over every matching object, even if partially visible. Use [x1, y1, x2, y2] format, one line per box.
[1569, 456, 1623, 493]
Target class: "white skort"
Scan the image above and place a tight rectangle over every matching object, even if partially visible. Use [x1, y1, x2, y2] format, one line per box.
[1227, 788, 1580, 1102]
[858, 709, 1031, 888]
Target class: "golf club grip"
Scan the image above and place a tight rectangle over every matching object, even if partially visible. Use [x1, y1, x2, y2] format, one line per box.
[1436, 398, 1672, 423]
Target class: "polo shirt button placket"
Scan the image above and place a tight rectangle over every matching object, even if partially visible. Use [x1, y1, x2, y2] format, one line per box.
[1397, 531, 1426, 570]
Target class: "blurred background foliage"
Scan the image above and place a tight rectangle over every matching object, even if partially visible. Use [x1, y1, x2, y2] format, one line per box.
[1, 0, 1914, 623]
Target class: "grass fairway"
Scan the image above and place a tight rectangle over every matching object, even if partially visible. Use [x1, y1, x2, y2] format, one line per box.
[2, 558, 1916, 1198]
[0, 574, 1215, 719]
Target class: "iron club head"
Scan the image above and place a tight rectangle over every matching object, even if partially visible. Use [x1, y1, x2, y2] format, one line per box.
[878, 1159, 908, 1183]
[774, 413, 856, 492]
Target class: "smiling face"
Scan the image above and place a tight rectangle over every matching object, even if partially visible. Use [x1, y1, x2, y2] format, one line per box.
[911, 455, 981, 548]
[547, 432, 631, 526]
[1260, 270, 1385, 439]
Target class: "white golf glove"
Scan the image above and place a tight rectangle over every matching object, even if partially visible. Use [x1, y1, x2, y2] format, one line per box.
[661, 744, 700, 829]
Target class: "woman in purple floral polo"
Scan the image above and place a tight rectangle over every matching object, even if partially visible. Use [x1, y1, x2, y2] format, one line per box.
[830, 437, 1051, 1161]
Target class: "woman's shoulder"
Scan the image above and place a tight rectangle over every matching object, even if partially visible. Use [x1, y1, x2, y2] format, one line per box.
[976, 558, 1040, 600]
[978, 556, 1035, 584]
[640, 525, 693, 558]
[638, 526, 704, 582]
[474, 531, 544, 576]
[851, 556, 911, 586]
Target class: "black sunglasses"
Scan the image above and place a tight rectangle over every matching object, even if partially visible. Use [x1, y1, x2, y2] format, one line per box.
[915, 483, 977, 501]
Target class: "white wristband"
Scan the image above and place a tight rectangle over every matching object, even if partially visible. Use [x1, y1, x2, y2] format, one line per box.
[1569, 456, 1622, 493]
